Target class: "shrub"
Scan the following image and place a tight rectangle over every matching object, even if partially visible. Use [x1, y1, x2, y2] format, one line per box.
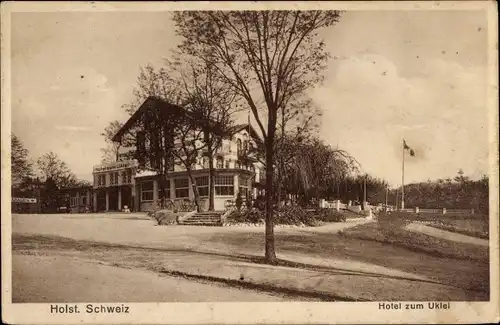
[274, 205, 317, 226]
[226, 209, 262, 224]
[225, 205, 320, 226]
[313, 209, 347, 222]
[235, 191, 243, 211]
[149, 210, 177, 225]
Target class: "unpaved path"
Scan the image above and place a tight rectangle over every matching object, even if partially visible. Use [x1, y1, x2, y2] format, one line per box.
[405, 223, 489, 246]
[12, 254, 291, 303]
[12, 213, 369, 249]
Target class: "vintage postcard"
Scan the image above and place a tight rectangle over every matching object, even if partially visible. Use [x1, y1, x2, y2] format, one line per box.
[1, 1, 498, 324]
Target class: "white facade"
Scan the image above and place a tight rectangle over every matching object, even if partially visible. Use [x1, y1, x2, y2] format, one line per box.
[92, 125, 264, 212]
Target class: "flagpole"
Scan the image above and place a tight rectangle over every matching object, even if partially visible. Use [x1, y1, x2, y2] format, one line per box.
[385, 183, 388, 211]
[395, 187, 399, 211]
[401, 139, 405, 210]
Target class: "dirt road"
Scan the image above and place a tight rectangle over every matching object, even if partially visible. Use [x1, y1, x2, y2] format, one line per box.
[12, 254, 290, 303]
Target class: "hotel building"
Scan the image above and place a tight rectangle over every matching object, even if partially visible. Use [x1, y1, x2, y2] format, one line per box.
[84, 97, 264, 213]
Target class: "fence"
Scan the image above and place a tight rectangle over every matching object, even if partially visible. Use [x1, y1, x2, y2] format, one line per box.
[316, 199, 475, 216]
[395, 207, 474, 215]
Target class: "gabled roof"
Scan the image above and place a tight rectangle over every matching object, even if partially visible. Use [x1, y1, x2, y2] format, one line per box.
[112, 96, 184, 142]
[112, 96, 264, 146]
[228, 123, 262, 143]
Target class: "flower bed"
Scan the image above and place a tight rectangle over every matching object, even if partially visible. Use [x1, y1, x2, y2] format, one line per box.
[224, 206, 322, 227]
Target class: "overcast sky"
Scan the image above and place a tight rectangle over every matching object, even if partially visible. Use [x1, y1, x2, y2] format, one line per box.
[10, 10, 489, 186]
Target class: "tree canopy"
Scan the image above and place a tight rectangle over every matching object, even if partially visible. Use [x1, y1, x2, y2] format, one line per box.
[11, 133, 34, 187]
[173, 10, 343, 263]
[36, 151, 79, 189]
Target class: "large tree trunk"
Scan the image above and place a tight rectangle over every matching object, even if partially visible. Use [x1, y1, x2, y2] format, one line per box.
[276, 160, 282, 208]
[207, 148, 215, 211]
[158, 172, 168, 209]
[187, 168, 202, 212]
[264, 121, 277, 264]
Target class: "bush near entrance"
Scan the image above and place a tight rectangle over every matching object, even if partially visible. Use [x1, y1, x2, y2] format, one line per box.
[225, 206, 329, 227]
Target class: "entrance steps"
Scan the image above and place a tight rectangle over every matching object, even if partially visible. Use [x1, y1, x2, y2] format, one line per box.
[178, 211, 223, 226]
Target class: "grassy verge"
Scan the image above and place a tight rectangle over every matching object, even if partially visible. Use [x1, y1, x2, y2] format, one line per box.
[424, 221, 489, 239]
[402, 213, 489, 239]
[200, 225, 489, 294]
[13, 232, 490, 300]
[339, 222, 488, 263]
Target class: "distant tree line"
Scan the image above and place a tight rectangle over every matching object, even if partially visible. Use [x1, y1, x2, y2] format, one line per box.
[393, 170, 489, 214]
[11, 133, 91, 212]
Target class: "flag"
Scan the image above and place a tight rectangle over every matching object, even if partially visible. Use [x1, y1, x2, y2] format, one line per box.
[403, 139, 415, 156]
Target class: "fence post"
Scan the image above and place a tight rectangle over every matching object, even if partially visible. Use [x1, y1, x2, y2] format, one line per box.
[335, 200, 340, 211]
[442, 208, 447, 214]
[414, 207, 419, 214]
[471, 208, 475, 215]
[319, 199, 325, 209]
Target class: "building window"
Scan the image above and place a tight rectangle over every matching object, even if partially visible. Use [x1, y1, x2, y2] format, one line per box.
[174, 178, 189, 198]
[121, 171, 128, 184]
[167, 156, 175, 172]
[202, 157, 209, 169]
[80, 192, 87, 205]
[223, 142, 232, 153]
[248, 142, 254, 153]
[110, 172, 119, 185]
[70, 195, 78, 207]
[216, 157, 224, 169]
[225, 160, 231, 169]
[215, 176, 234, 196]
[97, 174, 106, 187]
[158, 179, 171, 199]
[121, 170, 132, 184]
[195, 176, 209, 197]
[236, 139, 242, 156]
[243, 140, 248, 154]
[239, 175, 250, 198]
[141, 182, 154, 202]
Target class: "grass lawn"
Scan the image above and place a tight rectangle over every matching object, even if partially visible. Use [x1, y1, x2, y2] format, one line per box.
[12, 213, 489, 300]
[13, 231, 488, 301]
[340, 222, 488, 262]
[199, 223, 489, 295]
[402, 213, 489, 239]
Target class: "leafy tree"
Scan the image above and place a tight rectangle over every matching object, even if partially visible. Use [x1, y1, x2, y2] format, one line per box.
[170, 112, 208, 212]
[392, 170, 489, 213]
[11, 133, 34, 187]
[100, 121, 125, 163]
[111, 58, 239, 212]
[36, 152, 78, 188]
[174, 11, 342, 263]
[170, 57, 239, 211]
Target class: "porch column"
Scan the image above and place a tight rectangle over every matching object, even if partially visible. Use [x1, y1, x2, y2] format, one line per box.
[170, 178, 175, 199]
[188, 177, 194, 200]
[234, 174, 239, 196]
[153, 180, 158, 201]
[93, 191, 97, 212]
[105, 190, 109, 211]
[153, 179, 159, 208]
[133, 184, 140, 212]
[118, 188, 122, 211]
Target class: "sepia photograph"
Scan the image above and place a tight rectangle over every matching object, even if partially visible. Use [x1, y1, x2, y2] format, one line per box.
[1, 1, 498, 324]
